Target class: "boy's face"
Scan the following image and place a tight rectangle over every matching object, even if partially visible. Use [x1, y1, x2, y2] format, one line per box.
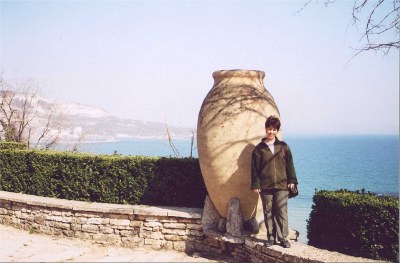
[265, 126, 278, 141]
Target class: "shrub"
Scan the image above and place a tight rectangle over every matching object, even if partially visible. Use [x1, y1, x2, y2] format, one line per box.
[307, 189, 399, 262]
[0, 141, 27, 150]
[0, 149, 207, 208]
[140, 157, 207, 208]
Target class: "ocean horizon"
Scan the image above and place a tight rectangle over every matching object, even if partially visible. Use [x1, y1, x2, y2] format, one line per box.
[56, 134, 399, 243]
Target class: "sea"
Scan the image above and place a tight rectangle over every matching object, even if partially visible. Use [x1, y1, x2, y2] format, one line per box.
[61, 135, 399, 244]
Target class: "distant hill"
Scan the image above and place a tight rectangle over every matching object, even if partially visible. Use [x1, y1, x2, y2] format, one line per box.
[11, 93, 194, 143]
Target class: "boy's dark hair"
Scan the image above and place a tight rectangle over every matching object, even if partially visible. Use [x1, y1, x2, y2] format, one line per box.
[265, 115, 281, 130]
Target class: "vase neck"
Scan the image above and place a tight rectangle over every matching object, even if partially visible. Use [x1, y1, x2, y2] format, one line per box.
[212, 70, 265, 87]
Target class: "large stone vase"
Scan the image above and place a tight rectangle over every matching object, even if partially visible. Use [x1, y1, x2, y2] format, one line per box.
[197, 69, 281, 222]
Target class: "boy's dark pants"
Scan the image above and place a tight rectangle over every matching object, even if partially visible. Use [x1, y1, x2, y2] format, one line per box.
[260, 189, 289, 242]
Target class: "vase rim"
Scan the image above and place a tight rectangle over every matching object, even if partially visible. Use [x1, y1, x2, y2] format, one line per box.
[212, 69, 265, 79]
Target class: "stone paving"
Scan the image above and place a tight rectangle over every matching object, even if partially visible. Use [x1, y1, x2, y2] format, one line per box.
[0, 224, 224, 262]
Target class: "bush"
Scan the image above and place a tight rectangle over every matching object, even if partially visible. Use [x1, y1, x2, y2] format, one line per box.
[0, 141, 27, 150]
[0, 149, 207, 208]
[141, 157, 207, 208]
[307, 189, 399, 262]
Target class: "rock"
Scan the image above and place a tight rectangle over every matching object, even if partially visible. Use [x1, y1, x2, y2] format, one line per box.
[201, 196, 220, 231]
[288, 229, 299, 241]
[226, 198, 243, 237]
[243, 217, 259, 234]
[217, 218, 226, 232]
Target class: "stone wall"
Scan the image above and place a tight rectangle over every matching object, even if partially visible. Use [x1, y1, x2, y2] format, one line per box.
[0, 191, 383, 263]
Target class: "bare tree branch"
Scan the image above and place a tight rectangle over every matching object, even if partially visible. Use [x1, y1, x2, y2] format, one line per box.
[164, 117, 181, 158]
[296, 0, 313, 14]
[0, 75, 64, 148]
[190, 129, 197, 158]
[70, 131, 87, 152]
[299, 0, 400, 56]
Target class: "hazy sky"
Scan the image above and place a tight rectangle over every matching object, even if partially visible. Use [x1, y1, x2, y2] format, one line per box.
[1, 0, 399, 135]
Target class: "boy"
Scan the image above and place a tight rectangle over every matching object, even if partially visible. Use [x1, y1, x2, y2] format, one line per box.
[251, 116, 298, 248]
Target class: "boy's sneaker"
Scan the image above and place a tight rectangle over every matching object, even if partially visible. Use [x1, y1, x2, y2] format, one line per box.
[263, 239, 274, 247]
[280, 240, 291, 248]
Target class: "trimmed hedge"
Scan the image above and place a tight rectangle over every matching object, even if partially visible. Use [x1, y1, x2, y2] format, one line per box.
[0, 142, 27, 150]
[141, 157, 206, 208]
[0, 149, 207, 208]
[307, 189, 399, 262]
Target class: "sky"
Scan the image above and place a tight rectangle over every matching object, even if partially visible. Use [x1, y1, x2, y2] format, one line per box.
[1, 0, 399, 135]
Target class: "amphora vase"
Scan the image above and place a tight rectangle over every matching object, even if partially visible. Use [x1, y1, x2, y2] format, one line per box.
[197, 69, 281, 222]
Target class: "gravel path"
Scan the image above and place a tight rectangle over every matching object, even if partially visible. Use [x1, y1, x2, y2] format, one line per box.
[0, 224, 221, 262]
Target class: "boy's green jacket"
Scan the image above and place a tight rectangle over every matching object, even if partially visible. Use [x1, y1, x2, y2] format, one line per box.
[251, 138, 298, 190]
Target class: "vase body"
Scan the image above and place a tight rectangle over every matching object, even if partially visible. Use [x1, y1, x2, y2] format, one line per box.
[197, 70, 281, 221]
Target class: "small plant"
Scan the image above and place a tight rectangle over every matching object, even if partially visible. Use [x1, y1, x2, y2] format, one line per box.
[29, 227, 36, 234]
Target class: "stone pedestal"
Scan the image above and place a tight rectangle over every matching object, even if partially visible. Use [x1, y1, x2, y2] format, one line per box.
[201, 195, 220, 232]
[226, 198, 243, 237]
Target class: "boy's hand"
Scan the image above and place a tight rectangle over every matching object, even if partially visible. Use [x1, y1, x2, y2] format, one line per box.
[288, 183, 295, 190]
[252, 189, 260, 193]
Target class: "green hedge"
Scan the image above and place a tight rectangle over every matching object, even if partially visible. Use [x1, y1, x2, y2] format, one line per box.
[0, 142, 27, 150]
[307, 189, 399, 262]
[0, 149, 207, 208]
[141, 157, 206, 207]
